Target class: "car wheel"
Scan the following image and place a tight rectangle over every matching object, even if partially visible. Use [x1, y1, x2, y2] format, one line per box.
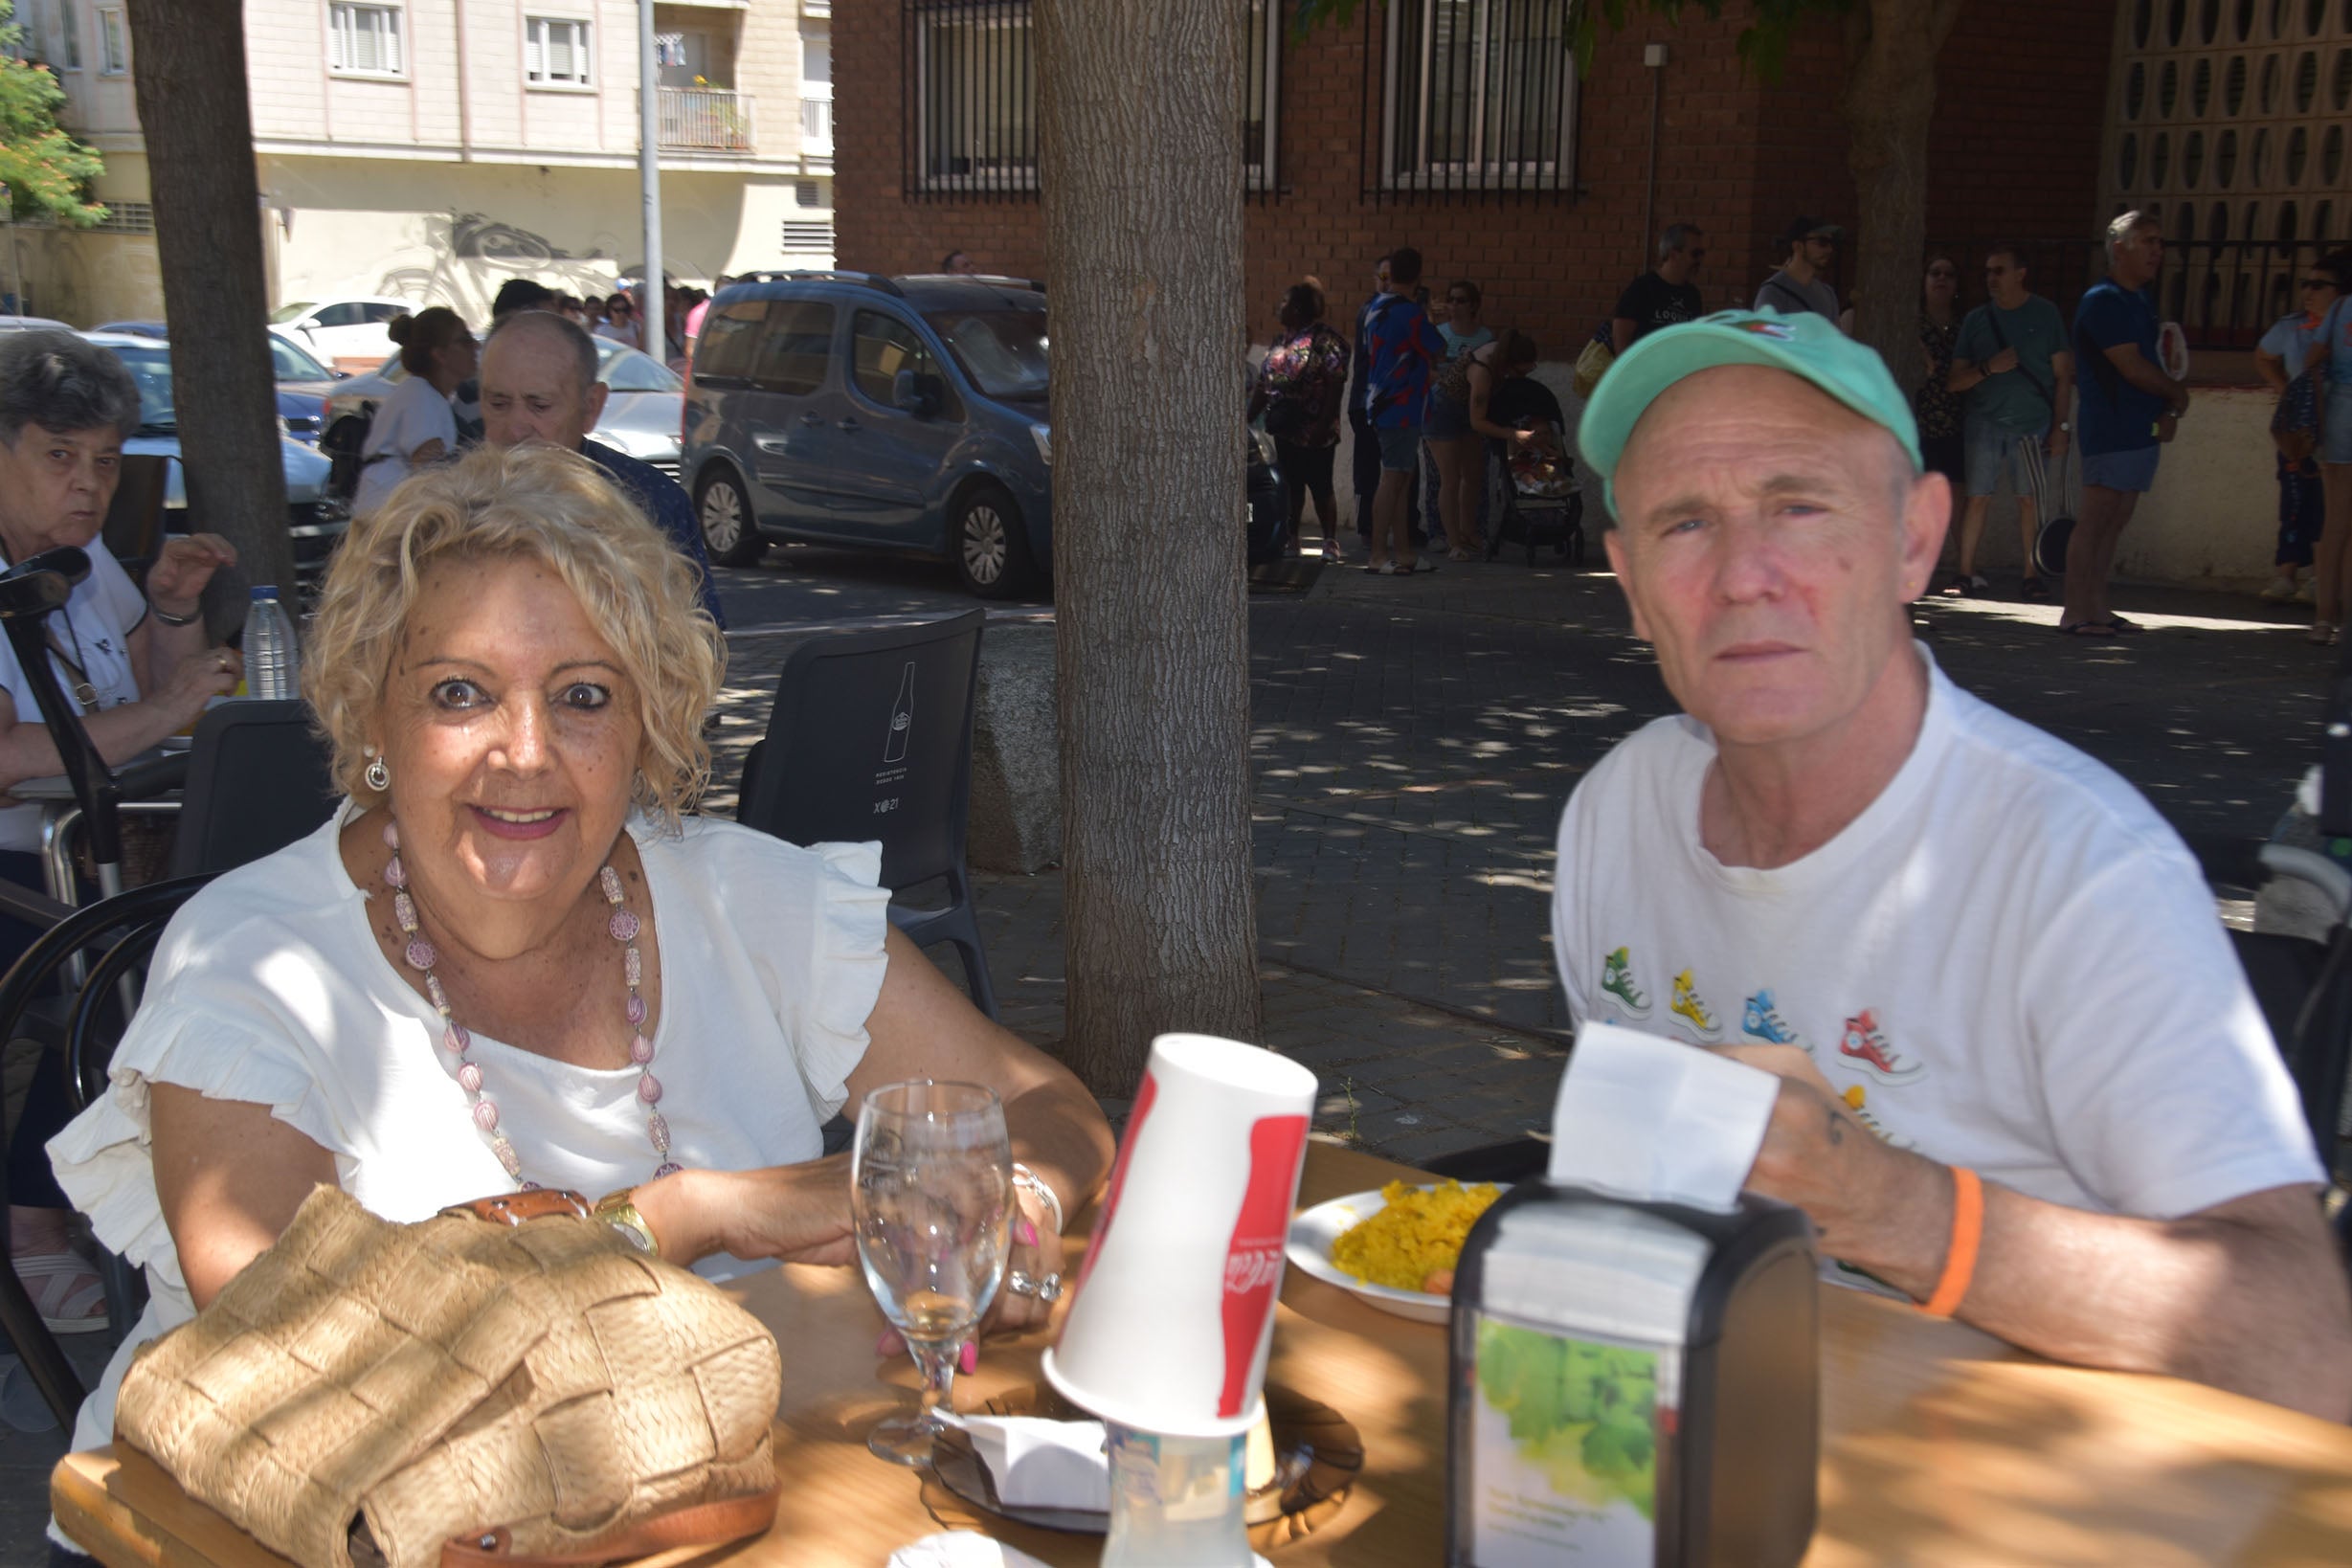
[695, 465, 765, 568]
[949, 482, 1034, 600]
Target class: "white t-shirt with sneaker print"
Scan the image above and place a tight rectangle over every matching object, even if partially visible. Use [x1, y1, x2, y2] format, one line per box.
[1550, 644, 2321, 1222]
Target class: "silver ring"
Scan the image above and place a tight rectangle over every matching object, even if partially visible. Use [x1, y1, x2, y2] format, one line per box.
[1005, 1268, 1063, 1303]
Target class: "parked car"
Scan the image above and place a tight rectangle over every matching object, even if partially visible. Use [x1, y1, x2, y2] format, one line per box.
[98, 322, 343, 445]
[0, 314, 74, 333]
[681, 273, 1057, 597]
[682, 272, 1284, 598]
[320, 340, 684, 491]
[267, 296, 414, 369]
[80, 331, 350, 581]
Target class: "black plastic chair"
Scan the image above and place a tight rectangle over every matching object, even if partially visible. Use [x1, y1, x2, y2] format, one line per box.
[0, 875, 214, 1431]
[736, 611, 997, 1019]
[167, 699, 339, 879]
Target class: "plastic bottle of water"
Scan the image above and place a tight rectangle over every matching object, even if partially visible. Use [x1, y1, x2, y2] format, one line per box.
[1100, 1424, 1253, 1567]
[242, 586, 298, 701]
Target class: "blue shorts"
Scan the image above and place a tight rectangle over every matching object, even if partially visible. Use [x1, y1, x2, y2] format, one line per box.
[2324, 381, 2352, 465]
[1963, 420, 2049, 500]
[1376, 425, 1422, 472]
[2082, 444, 2162, 493]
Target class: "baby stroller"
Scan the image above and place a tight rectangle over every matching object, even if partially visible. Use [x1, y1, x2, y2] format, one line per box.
[1481, 377, 1584, 567]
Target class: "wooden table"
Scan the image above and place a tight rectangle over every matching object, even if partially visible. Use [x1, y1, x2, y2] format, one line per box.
[53, 1144, 2352, 1566]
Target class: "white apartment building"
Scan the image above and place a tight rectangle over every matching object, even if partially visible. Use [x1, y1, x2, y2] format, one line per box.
[10, 0, 836, 325]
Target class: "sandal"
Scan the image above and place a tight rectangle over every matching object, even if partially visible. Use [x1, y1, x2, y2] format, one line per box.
[2107, 614, 2146, 635]
[2056, 619, 2118, 638]
[12, 1247, 108, 1333]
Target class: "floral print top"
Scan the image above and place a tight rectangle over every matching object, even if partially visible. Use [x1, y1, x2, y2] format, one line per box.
[1915, 312, 1963, 440]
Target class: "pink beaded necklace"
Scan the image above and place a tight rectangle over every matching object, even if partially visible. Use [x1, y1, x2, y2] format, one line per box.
[380, 819, 679, 1188]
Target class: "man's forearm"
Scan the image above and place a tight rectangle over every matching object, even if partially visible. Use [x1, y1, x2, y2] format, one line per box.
[145, 616, 209, 695]
[2113, 351, 2185, 406]
[1835, 1163, 2352, 1419]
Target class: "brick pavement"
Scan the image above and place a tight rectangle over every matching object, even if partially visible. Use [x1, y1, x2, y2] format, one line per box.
[713, 555, 2331, 1166]
[1, 560, 2327, 1555]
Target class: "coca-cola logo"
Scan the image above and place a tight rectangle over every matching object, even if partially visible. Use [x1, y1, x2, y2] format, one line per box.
[1222, 1242, 1284, 1294]
[1220, 1113, 1309, 1420]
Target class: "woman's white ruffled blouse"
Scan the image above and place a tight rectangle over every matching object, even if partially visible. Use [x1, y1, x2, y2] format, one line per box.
[47, 810, 891, 1453]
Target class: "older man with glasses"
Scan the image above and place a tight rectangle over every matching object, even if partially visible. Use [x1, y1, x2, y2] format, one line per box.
[1943, 244, 2073, 601]
[1613, 223, 1707, 354]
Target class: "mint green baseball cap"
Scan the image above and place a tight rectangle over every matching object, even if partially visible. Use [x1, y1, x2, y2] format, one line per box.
[1579, 308, 1921, 520]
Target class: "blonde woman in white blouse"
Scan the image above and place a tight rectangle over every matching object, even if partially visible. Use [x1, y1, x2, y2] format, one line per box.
[51, 443, 1111, 1460]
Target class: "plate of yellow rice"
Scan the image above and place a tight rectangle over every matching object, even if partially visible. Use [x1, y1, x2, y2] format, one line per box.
[1285, 1179, 1504, 1323]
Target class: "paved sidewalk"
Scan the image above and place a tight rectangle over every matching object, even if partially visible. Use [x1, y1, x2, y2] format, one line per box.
[2, 560, 2325, 1552]
[714, 554, 2331, 1165]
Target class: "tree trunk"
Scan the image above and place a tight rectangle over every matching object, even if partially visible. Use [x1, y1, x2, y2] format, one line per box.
[1842, 0, 1965, 375]
[122, 0, 293, 622]
[1035, 0, 1261, 1095]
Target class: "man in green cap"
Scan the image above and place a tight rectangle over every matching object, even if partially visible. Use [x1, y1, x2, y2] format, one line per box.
[1551, 308, 2350, 1415]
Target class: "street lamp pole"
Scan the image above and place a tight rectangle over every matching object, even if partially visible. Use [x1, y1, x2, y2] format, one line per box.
[638, 0, 664, 363]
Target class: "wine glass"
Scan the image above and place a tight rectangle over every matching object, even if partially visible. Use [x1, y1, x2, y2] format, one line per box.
[852, 1078, 1013, 1467]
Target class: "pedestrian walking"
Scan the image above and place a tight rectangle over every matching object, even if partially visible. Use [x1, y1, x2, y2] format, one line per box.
[1362, 247, 1447, 575]
[1248, 281, 1352, 562]
[2253, 257, 2341, 603]
[2066, 211, 2188, 638]
[1946, 244, 2072, 601]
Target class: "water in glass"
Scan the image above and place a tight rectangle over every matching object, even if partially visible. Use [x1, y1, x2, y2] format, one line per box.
[853, 1078, 1012, 1466]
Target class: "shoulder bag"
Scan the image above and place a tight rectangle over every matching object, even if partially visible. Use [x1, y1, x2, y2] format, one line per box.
[113, 1185, 782, 1568]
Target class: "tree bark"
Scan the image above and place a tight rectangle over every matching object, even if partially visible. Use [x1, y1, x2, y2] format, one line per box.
[122, 0, 293, 619]
[1036, 0, 1261, 1095]
[1842, 0, 1966, 374]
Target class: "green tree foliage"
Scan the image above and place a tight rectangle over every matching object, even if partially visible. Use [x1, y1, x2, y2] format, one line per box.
[0, 1, 105, 226]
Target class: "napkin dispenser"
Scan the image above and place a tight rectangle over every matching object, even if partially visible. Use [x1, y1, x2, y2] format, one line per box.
[1444, 1180, 1819, 1566]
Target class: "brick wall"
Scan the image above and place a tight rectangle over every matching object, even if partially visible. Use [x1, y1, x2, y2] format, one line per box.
[1925, 0, 2119, 309]
[835, 0, 2113, 350]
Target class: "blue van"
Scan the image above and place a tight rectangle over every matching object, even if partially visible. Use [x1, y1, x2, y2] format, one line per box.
[682, 272, 1055, 598]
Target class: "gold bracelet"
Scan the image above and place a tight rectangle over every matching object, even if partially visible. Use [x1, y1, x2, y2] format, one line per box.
[593, 1187, 660, 1257]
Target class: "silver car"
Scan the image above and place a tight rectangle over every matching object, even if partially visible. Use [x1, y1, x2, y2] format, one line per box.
[322, 339, 684, 479]
[81, 331, 349, 581]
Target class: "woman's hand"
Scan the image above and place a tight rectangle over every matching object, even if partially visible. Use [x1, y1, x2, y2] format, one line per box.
[143, 533, 236, 619]
[875, 1187, 1068, 1363]
[641, 1158, 857, 1269]
[157, 645, 243, 723]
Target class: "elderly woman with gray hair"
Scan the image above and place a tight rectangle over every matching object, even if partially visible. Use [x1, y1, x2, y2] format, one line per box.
[46, 442, 1111, 1480]
[0, 330, 240, 1338]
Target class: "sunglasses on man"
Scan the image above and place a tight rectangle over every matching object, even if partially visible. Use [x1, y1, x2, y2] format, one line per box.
[2303, 277, 2337, 290]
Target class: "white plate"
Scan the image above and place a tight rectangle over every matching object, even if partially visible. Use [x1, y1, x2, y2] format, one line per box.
[1286, 1185, 1487, 1325]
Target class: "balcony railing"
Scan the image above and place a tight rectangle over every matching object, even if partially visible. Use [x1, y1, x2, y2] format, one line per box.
[801, 93, 834, 156]
[659, 86, 754, 153]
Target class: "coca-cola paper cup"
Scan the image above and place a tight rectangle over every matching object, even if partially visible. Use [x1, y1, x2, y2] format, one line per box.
[1042, 1033, 1317, 1438]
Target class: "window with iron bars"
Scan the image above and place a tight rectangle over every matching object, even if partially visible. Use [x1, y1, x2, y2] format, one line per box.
[1368, 0, 1577, 202]
[902, 0, 1281, 199]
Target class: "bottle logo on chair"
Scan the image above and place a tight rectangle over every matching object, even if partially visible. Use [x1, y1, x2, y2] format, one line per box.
[883, 661, 915, 764]
[1219, 1112, 1308, 1420]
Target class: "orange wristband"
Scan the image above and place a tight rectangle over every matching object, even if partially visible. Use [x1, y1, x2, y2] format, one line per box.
[1921, 1166, 1983, 1319]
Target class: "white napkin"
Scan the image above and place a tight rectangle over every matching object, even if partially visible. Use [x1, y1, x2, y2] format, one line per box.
[886, 1533, 1054, 1568]
[1545, 1021, 1779, 1212]
[961, 1414, 1111, 1511]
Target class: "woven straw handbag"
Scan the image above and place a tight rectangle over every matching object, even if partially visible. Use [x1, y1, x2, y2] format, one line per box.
[113, 1185, 782, 1568]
